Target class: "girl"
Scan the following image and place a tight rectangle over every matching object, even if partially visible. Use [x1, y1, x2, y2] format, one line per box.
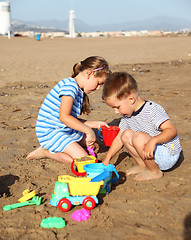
[102, 72, 182, 181]
[27, 56, 110, 163]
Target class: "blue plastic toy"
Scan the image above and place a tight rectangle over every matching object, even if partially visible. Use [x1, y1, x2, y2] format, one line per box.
[83, 163, 119, 194]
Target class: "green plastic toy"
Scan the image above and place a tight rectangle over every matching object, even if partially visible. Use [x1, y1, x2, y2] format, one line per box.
[40, 217, 66, 228]
[3, 196, 41, 211]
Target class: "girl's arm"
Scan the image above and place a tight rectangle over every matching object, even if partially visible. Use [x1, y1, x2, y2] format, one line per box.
[102, 130, 124, 165]
[78, 119, 109, 129]
[143, 119, 177, 159]
[59, 96, 96, 145]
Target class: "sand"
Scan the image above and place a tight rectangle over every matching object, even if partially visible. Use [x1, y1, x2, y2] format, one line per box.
[0, 36, 191, 240]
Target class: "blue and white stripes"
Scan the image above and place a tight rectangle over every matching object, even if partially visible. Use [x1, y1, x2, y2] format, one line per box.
[36, 77, 84, 153]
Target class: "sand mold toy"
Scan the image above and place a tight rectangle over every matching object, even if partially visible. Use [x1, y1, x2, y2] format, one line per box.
[40, 217, 66, 228]
[71, 208, 91, 222]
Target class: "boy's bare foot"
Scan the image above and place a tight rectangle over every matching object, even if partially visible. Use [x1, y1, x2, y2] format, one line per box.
[26, 147, 48, 160]
[133, 169, 163, 181]
[126, 166, 146, 176]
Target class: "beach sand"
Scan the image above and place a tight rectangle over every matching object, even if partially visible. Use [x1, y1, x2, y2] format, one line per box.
[0, 36, 191, 240]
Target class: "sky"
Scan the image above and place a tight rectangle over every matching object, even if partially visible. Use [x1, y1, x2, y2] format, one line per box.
[7, 0, 191, 25]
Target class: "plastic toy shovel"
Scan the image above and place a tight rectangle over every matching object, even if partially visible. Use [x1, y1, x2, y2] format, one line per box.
[3, 196, 41, 211]
[87, 146, 96, 157]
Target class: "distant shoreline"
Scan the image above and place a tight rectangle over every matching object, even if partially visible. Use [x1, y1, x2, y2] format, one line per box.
[11, 29, 191, 39]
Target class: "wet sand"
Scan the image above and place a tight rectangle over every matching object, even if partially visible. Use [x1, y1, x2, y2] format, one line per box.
[0, 36, 191, 240]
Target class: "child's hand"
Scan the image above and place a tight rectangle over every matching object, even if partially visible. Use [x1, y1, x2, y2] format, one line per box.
[96, 121, 109, 129]
[143, 138, 156, 160]
[83, 120, 109, 129]
[102, 159, 110, 166]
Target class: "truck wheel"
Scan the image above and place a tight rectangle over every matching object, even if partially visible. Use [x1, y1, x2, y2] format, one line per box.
[82, 197, 96, 210]
[58, 198, 71, 212]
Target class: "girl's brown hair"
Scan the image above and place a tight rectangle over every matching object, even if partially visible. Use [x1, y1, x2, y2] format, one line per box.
[72, 56, 110, 115]
[102, 72, 138, 100]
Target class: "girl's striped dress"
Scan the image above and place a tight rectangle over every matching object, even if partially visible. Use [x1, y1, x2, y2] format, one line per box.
[36, 77, 84, 153]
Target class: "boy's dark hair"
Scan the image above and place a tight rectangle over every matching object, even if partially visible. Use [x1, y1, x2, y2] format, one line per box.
[102, 72, 138, 100]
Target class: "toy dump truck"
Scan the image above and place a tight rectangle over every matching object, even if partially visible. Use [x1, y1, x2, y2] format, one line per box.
[50, 175, 104, 212]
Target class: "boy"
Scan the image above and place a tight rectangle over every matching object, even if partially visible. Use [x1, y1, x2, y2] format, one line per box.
[102, 72, 182, 181]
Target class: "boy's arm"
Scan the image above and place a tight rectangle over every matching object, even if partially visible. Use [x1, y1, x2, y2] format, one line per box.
[143, 119, 178, 159]
[155, 119, 177, 143]
[102, 130, 124, 165]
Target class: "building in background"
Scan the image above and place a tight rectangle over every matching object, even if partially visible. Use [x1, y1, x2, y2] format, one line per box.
[69, 9, 75, 38]
[0, 0, 11, 38]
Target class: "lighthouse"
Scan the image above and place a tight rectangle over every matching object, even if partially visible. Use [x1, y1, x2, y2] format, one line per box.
[69, 9, 75, 38]
[0, 0, 11, 38]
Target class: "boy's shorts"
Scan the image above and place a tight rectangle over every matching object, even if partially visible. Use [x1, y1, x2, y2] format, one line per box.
[154, 145, 180, 171]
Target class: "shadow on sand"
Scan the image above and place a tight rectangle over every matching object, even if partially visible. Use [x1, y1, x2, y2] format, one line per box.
[163, 150, 184, 172]
[0, 174, 19, 197]
[184, 212, 191, 240]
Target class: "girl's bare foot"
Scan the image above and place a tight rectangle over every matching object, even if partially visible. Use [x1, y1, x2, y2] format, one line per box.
[133, 169, 163, 181]
[26, 147, 48, 160]
[126, 165, 146, 176]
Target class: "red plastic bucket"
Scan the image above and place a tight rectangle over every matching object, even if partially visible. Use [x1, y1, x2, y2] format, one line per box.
[98, 126, 120, 147]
